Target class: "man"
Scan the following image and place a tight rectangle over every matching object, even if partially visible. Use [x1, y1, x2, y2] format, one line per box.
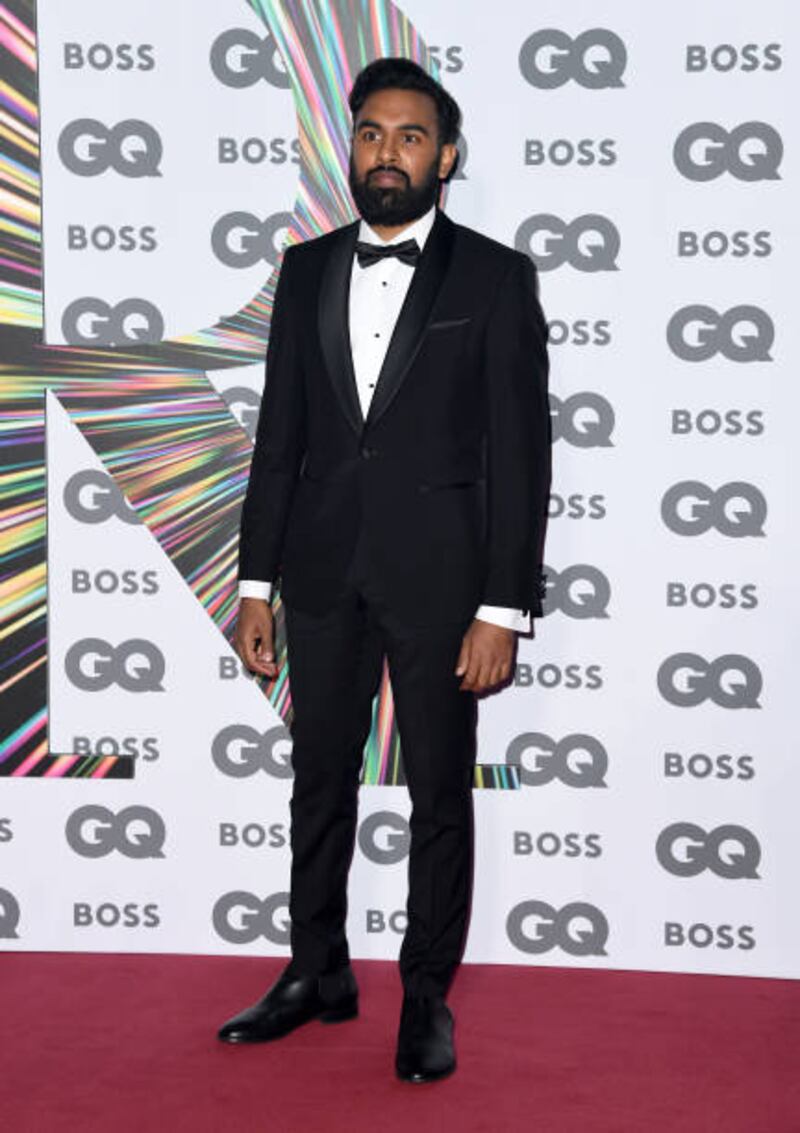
[218, 57, 550, 1083]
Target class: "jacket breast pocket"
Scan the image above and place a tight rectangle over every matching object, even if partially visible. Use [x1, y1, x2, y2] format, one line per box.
[426, 316, 472, 333]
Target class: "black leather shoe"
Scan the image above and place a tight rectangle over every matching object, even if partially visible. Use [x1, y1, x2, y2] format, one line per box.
[217, 965, 358, 1043]
[395, 995, 456, 1083]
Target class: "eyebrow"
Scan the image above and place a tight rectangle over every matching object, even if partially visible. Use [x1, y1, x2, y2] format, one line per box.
[356, 119, 430, 136]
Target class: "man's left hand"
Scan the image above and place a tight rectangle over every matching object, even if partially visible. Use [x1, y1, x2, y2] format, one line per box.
[455, 619, 515, 693]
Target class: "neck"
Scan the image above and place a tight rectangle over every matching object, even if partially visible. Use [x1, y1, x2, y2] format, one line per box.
[369, 219, 419, 243]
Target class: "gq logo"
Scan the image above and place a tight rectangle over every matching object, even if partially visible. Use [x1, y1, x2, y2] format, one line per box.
[58, 118, 162, 177]
[357, 812, 410, 865]
[550, 392, 614, 447]
[211, 211, 293, 268]
[657, 653, 762, 709]
[221, 387, 261, 440]
[62, 298, 164, 346]
[0, 887, 21, 939]
[661, 481, 766, 538]
[64, 638, 166, 693]
[656, 823, 761, 879]
[519, 29, 626, 89]
[516, 214, 619, 272]
[211, 724, 293, 779]
[65, 805, 166, 859]
[667, 305, 774, 363]
[506, 732, 608, 788]
[542, 564, 610, 619]
[212, 891, 290, 945]
[507, 901, 609, 956]
[63, 470, 141, 525]
[209, 28, 289, 89]
[673, 122, 782, 182]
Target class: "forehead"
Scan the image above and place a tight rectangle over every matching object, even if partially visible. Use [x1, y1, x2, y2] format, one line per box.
[354, 87, 438, 129]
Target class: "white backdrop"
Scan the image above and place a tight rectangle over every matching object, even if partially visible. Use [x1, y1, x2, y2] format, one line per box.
[3, 0, 797, 978]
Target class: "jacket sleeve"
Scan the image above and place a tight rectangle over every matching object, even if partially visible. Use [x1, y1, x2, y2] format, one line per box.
[481, 251, 551, 617]
[237, 245, 307, 584]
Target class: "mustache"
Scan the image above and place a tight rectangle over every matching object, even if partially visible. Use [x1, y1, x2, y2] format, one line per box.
[366, 165, 409, 183]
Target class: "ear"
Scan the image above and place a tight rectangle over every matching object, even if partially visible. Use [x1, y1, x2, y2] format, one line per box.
[438, 142, 458, 181]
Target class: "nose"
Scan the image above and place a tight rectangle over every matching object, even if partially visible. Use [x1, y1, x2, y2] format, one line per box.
[378, 134, 398, 165]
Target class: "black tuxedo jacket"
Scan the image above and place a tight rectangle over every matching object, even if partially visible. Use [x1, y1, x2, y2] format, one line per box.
[238, 208, 551, 625]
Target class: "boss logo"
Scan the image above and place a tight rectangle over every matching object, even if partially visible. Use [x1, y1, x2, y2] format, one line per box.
[547, 319, 611, 347]
[686, 44, 781, 73]
[667, 305, 774, 363]
[366, 909, 408, 934]
[61, 298, 164, 346]
[212, 891, 290, 945]
[519, 28, 626, 89]
[218, 137, 300, 165]
[63, 43, 155, 71]
[525, 138, 616, 167]
[357, 811, 410, 865]
[65, 805, 166, 859]
[73, 902, 160, 928]
[219, 655, 259, 680]
[516, 214, 620, 273]
[211, 724, 293, 779]
[656, 823, 761, 879]
[211, 211, 293, 268]
[0, 818, 13, 842]
[677, 230, 771, 259]
[657, 653, 762, 709]
[664, 751, 754, 782]
[507, 900, 609, 956]
[550, 392, 614, 447]
[64, 638, 166, 693]
[0, 888, 20, 938]
[671, 409, 764, 437]
[219, 823, 288, 849]
[549, 494, 607, 521]
[514, 662, 603, 690]
[661, 481, 766, 538]
[72, 569, 158, 596]
[506, 732, 608, 788]
[67, 224, 157, 253]
[221, 386, 261, 440]
[72, 735, 160, 761]
[666, 582, 758, 611]
[63, 470, 141, 525]
[427, 45, 464, 74]
[513, 831, 602, 858]
[209, 29, 289, 89]
[673, 122, 782, 182]
[58, 118, 162, 177]
[665, 922, 755, 950]
[542, 564, 610, 619]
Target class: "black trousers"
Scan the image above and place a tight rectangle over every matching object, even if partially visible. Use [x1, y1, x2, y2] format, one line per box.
[284, 535, 477, 998]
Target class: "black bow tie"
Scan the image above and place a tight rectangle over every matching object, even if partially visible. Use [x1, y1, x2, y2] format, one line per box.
[355, 238, 421, 269]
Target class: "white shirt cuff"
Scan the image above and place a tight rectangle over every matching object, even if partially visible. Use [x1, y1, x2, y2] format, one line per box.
[239, 580, 272, 602]
[475, 604, 531, 634]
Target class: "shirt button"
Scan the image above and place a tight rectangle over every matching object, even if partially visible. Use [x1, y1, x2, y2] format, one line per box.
[374, 332, 380, 338]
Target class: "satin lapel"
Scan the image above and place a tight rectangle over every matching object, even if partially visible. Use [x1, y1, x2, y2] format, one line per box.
[365, 210, 456, 429]
[318, 221, 363, 436]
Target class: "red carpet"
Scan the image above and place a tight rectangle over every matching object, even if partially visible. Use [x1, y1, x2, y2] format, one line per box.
[1, 954, 798, 1132]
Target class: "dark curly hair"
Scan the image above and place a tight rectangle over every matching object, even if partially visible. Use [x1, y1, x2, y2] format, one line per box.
[349, 57, 462, 147]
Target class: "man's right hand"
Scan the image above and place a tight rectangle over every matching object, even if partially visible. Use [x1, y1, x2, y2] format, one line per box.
[234, 598, 278, 678]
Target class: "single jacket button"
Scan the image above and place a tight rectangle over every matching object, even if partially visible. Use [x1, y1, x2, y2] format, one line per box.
[361, 446, 377, 459]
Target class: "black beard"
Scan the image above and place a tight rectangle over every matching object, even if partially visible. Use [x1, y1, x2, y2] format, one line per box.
[348, 153, 441, 226]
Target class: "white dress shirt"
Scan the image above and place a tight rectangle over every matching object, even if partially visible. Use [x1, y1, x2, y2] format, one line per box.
[239, 205, 530, 633]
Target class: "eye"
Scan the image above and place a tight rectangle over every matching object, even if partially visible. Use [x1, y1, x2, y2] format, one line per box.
[402, 133, 421, 144]
[360, 129, 379, 143]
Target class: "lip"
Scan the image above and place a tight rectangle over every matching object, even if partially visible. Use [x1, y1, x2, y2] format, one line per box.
[370, 170, 406, 186]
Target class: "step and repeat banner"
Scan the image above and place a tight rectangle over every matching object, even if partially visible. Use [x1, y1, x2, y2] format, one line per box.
[1, 0, 798, 978]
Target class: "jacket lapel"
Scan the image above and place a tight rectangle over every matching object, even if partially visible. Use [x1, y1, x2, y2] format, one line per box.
[365, 209, 456, 429]
[317, 220, 363, 436]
